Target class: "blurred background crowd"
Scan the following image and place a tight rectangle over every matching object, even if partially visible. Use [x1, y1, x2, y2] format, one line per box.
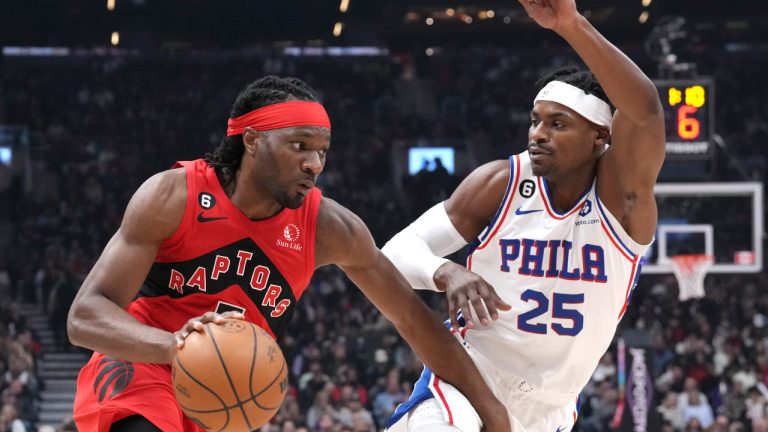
[1, 0, 767, 431]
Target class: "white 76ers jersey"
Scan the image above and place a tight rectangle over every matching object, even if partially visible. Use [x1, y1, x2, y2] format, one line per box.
[463, 151, 651, 401]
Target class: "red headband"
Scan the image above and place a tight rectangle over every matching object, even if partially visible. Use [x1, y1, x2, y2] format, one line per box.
[226, 101, 331, 136]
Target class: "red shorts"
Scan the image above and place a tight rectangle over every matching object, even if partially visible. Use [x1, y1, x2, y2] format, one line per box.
[73, 352, 204, 432]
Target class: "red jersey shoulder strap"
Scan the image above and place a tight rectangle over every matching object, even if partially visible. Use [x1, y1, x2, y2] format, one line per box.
[161, 160, 203, 248]
[295, 188, 322, 293]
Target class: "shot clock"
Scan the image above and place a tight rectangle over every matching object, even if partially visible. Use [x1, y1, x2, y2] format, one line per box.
[653, 79, 714, 159]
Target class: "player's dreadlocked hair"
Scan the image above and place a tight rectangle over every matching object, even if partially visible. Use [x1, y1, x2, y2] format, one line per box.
[205, 76, 321, 186]
[535, 66, 615, 113]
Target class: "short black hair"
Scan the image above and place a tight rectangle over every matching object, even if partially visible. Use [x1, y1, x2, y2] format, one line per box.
[535, 66, 615, 112]
[205, 76, 321, 186]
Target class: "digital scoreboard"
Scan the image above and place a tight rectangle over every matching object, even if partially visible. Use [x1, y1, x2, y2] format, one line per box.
[654, 79, 714, 159]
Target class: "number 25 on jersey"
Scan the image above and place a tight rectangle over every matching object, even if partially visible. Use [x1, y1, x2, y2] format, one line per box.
[517, 289, 584, 336]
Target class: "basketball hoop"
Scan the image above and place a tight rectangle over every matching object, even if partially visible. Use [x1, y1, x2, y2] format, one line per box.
[671, 254, 713, 301]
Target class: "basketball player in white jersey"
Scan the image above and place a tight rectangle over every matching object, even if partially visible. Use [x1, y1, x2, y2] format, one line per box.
[383, 0, 665, 431]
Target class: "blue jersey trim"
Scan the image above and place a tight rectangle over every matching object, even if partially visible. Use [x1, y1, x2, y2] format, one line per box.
[594, 191, 636, 258]
[625, 260, 643, 307]
[387, 367, 436, 428]
[386, 315, 468, 429]
[465, 239, 480, 266]
[541, 177, 591, 217]
[477, 156, 516, 243]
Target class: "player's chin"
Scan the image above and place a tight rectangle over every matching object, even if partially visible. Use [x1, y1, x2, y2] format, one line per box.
[530, 163, 549, 177]
[283, 194, 306, 210]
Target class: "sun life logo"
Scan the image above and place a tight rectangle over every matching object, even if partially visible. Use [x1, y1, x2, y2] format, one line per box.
[283, 224, 301, 242]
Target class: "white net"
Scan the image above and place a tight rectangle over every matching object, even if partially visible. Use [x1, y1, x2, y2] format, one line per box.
[671, 254, 713, 301]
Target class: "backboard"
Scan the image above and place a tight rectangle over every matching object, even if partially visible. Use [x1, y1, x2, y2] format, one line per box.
[642, 182, 763, 274]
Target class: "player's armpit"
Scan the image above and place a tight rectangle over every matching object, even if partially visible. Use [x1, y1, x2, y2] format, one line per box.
[597, 109, 664, 244]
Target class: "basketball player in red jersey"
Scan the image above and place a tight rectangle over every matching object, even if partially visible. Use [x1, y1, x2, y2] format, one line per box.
[67, 76, 510, 432]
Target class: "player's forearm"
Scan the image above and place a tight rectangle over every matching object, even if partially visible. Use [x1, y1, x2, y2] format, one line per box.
[382, 203, 467, 291]
[382, 230, 448, 291]
[348, 258, 505, 425]
[68, 293, 175, 364]
[555, 15, 662, 123]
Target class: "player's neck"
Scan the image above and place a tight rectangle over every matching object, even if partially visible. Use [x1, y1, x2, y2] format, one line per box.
[223, 169, 284, 221]
[544, 170, 595, 213]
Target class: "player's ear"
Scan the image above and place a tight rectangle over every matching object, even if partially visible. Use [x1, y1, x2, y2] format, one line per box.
[242, 127, 262, 155]
[594, 126, 610, 147]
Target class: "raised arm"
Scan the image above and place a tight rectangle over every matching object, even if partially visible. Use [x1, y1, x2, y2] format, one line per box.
[67, 169, 238, 364]
[315, 198, 510, 432]
[520, 0, 665, 243]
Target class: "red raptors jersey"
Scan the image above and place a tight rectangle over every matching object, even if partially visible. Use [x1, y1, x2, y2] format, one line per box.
[128, 159, 321, 339]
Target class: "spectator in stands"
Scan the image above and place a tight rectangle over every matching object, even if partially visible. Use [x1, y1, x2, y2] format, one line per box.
[683, 391, 715, 429]
[305, 390, 338, 430]
[1, 354, 38, 427]
[684, 416, 705, 432]
[270, 393, 304, 429]
[678, 377, 710, 415]
[580, 380, 618, 432]
[658, 392, 685, 430]
[331, 367, 368, 407]
[337, 392, 375, 432]
[0, 403, 27, 432]
[719, 380, 747, 425]
[299, 361, 332, 411]
[746, 387, 768, 431]
[370, 369, 405, 428]
[46, 266, 77, 351]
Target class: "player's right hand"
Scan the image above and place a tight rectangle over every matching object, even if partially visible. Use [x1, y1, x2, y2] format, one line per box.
[172, 311, 245, 351]
[434, 261, 511, 330]
[518, 0, 579, 32]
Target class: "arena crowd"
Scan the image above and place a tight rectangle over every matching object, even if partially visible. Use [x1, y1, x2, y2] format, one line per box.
[1, 42, 766, 431]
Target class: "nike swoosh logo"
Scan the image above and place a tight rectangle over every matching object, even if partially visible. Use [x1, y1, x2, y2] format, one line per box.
[556, 427, 566, 432]
[197, 212, 228, 223]
[515, 206, 543, 216]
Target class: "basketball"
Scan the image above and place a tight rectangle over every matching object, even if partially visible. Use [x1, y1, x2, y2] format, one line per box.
[172, 319, 288, 431]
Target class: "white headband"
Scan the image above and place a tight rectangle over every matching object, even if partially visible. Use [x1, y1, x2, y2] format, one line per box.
[534, 80, 613, 129]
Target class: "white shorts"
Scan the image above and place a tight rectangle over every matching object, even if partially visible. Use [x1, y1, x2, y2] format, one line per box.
[470, 346, 579, 431]
[388, 341, 579, 432]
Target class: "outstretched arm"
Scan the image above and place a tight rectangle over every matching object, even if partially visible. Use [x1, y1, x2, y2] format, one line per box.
[520, 0, 665, 243]
[316, 198, 511, 432]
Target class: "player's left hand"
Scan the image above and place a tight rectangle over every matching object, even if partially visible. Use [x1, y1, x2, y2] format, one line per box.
[517, 0, 579, 31]
[173, 311, 245, 350]
[434, 261, 511, 329]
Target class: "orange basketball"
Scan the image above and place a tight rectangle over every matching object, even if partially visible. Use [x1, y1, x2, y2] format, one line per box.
[172, 319, 288, 431]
